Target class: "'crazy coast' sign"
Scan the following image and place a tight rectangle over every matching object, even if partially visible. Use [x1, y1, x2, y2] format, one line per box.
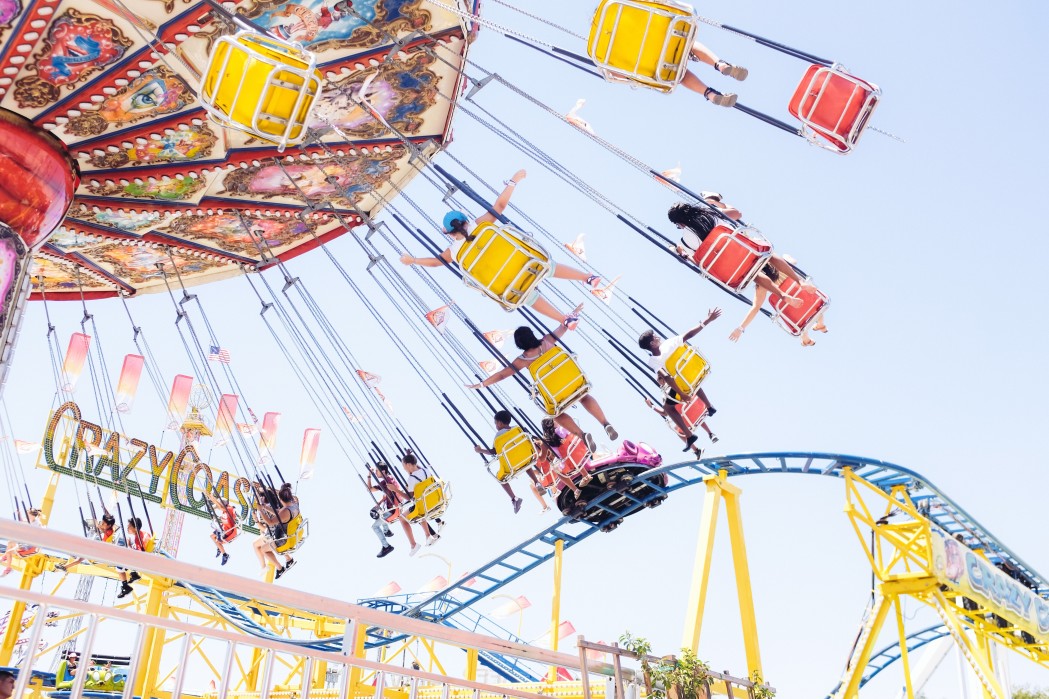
[931, 528, 1048, 641]
[42, 401, 261, 533]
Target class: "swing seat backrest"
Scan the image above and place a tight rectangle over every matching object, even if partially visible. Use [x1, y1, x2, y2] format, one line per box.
[406, 478, 451, 522]
[677, 393, 709, 430]
[55, 661, 75, 690]
[557, 435, 592, 480]
[490, 427, 539, 482]
[200, 30, 323, 149]
[788, 64, 881, 154]
[768, 278, 829, 336]
[588, 0, 697, 93]
[455, 222, 552, 311]
[274, 514, 307, 553]
[692, 224, 773, 292]
[663, 344, 710, 398]
[527, 346, 592, 416]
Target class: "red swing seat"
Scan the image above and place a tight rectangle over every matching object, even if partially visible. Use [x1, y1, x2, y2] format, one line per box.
[768, 278, 829, 336]
[691, 224, 773, 292]
[788, 64, 881, 154]
[675, 394, 710, 431]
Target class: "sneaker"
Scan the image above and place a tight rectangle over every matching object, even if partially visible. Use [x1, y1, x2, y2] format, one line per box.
[284, 559, 296, 572]
[128, 571, 141, 584]
[583, 433, 597, 452]
[215, 548, 222, 558]
[1, 568, 11, 578]
[377, 545, 394, 558]
[682, 434, 699, 452]
[585, 275, 602, 289]
[409, 544, 422, 557]
[562, 314, 579, 331]
[715, 60, 749, 81]
[425, 534, 440, 546]
[383, 528, 393, 537]
[704, 88, 737, 107]
[433, 519, 446, 533]
[275, 566, 286, 580]
[707, 406, 717, 417]
[221, 553, 229, 566]
[117, 583, 133, 599]
[710, 433, 719, 444]
[55, 563, 67, 572]
[604, 424, 618, 440]
[512, 497, 523, 514]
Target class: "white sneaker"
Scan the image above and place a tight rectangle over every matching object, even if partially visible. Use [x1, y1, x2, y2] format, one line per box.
[425, 534, 440, 547]
[409, 544, 422, 557]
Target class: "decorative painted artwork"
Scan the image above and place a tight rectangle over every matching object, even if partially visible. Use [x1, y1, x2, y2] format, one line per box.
[84, 175, 208, 201]
[237, 0, 431, 52]
[63, 67, 194, 138]
[86, 124, 218, 169]
[0, 0, 21, 42]
[13, 9, 133, 108]
[164, 214, 317, 257]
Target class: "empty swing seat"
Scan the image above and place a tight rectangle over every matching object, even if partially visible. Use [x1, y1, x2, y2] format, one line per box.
[663, 343, 710, 398]
[454, 222, 553, 311]
[674, 393, 710, 431]
[691, 223, 773, 292]
[200, 30, 323, 151]
[788, 64, 881, 154]
[488, 426, 539, 482]
[274, 514, 308, 554]
[768, 278, 829, 336]
[528, 346, 592, 416]
[588, 0, 698, 93]
[405, 477, 451, 522]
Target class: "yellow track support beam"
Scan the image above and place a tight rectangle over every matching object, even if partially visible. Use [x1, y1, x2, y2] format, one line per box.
[0, 554, 46, 664]
[681, 470, 762, 679]
[548, 538, 564, 683]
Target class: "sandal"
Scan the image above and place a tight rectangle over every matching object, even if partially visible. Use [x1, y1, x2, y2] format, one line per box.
[703, 88, 737, 108]
[583, 433, 597, 452]
[714, 60, 748, 81]
[562, 314, 580, 331]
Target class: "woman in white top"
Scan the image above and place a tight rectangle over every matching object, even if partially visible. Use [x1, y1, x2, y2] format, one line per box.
[399, 170, 601, 328]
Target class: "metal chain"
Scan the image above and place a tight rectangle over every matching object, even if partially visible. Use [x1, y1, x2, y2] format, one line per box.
[866, 124, 906, 144]
[426, 0, 562, 50]
[486, 0, 588, 41]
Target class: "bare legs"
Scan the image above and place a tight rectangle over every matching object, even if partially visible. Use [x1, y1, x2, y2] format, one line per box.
[530, 296, 568, 325]
[579, 395, 613, 431]
[680, 42, 745, 107]
[801, 311, 828, 347]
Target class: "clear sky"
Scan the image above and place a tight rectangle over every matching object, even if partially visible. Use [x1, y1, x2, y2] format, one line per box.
[3, 0, 1048, 697]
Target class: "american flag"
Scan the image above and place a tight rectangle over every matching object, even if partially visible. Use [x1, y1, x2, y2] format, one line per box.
[208, 345, 231, 363]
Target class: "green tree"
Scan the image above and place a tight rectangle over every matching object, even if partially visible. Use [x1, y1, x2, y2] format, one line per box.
[1013, 686, 1049, 699]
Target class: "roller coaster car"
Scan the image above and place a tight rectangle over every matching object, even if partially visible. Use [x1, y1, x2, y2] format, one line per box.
[788, 64, 881, 154]
[672, 393, 709, 431]
[662, 343, 710, 399]
[199, 30, 323, 151]
[487, 426, 539, 482]
[691, 223, 773, 293]
[273, 514, 309, 554]
[556, 442, 666, 530]
[768, 277, 828, 336]
[404, 477, 451, 523]
[454, 222, 553, 311]
[587, 0, 698, 93]
[528, 346, 592, 416]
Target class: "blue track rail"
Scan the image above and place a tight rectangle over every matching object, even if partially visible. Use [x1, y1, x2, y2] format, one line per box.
[823, 624, 950, 698]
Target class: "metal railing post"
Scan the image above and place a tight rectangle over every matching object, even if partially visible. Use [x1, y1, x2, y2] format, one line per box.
[218, 641, 237, 699]
[11, 603, 49, 699]
[69, 613, 99, 699]
[122, 624, 146, 699]
[170, 632, 193, 699]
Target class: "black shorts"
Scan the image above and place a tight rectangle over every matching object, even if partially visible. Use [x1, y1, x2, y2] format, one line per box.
[664, 388, 684, 404]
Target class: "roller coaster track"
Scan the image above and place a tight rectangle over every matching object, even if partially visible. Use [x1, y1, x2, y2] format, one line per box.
[175, 453, 1047, 687]
[820, 624, 950, 698]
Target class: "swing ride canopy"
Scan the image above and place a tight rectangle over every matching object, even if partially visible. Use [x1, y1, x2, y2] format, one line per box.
[0, 0, 477, 299]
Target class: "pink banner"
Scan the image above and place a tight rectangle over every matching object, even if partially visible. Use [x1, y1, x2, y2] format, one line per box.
[299, 428, 321, 479]
[215, 394, 239, 438]
[260, 412, 281, 451]
[166, 374, 193, 426]
[61, 333, 91, 392]
[115, 354, 144, 413]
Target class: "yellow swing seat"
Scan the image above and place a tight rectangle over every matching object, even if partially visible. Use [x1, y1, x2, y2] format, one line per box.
[274, 514, 308, 554]
[200, 30, 323, 151]
[404, 477, 452, 522]
[487, 426, 539, 482]
[454, 222, 553, 311]
[664, 343, 710, 398]
[587, 0, 698, 93]
[528, 345, 592, 416]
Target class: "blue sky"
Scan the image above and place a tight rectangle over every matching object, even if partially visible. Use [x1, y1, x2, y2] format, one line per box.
[3, 0, 1048, 697]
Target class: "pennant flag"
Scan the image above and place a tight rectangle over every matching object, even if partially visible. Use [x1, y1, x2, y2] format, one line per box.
[260, 412, 281, 451]
[534, 621, 576, 647]
[208, 345, 231, 364]
[61, 333, 91, 392]
[417, 575, 448, 594]
[114, 354, 144, 413]
[215, 394, 239, 439]
[374, 388, 395, 415]
[299, 428, 321, 480]
[460, 574, 478, 588]
[13, 440, 39, 454]
[85, 443, 108, 458]
[166, 374, 193, 428]
[341, 407, 364, 423]
[356, 370, 382, 387]
[591, 275, 622, 305]
[479, 360, 499, 375]
[375, 581, 402, 597]
[425, 305, 451, 334]
[237, 423, 256, 435]
[483, 329, 511, 350]
[659, 164, 682, 182]
[565, 99, 594, 133]
[584, 641, 609, 663]
[564, 233, 587, 262]
[556, 667, 574, 682]
[491, 595, 531, 619]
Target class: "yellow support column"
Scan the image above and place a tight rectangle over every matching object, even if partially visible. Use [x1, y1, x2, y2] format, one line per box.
[547, 538, 564, 683]
[0, 556, 45, 665]
[840, 594, 894, 699]
[133, 579, 170, 698]
[681, 472, 724, 651]
[722, 478, 762, 678]
[465, 648, 479, 682]
[892, 596, 914, 699]
[347, 619, 367, 698]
